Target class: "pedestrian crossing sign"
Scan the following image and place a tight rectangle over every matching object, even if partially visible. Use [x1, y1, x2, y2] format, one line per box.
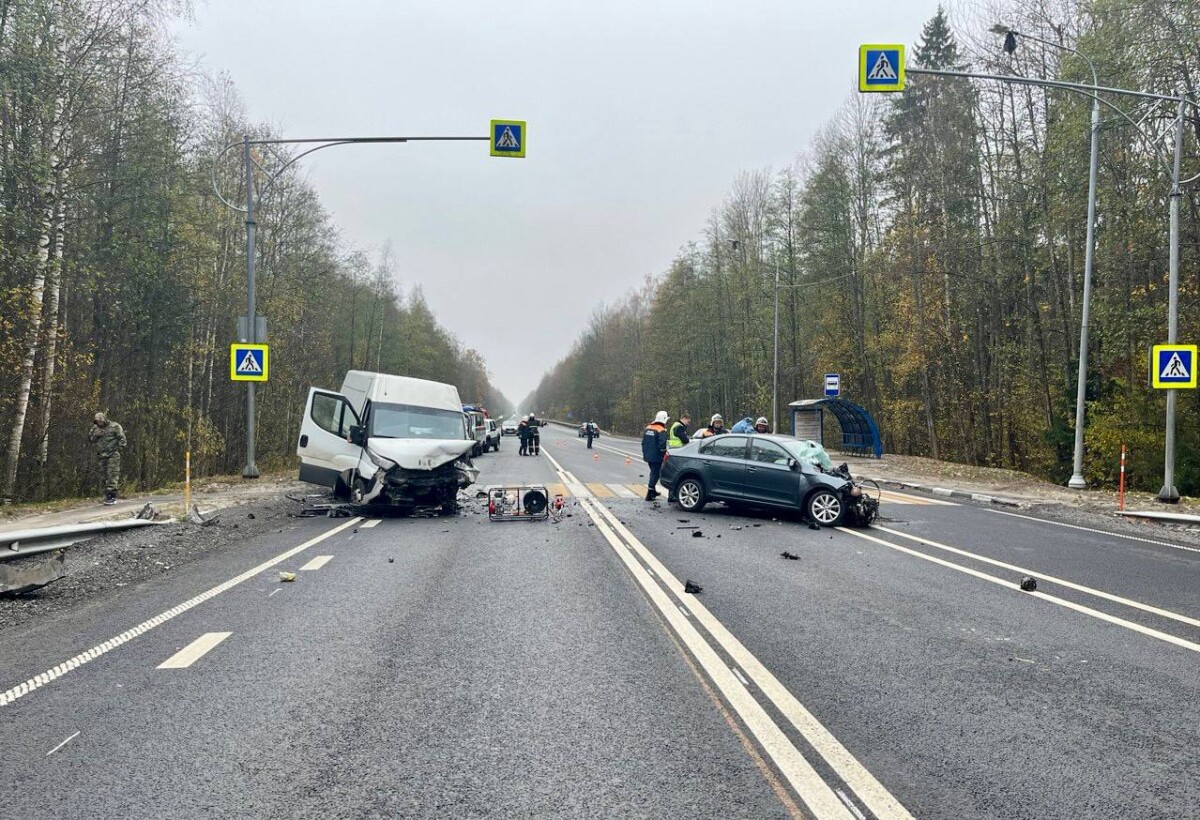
[230, 343, 269, 382]
[490, 119, 526, 158]
[859, 44, 906, 92]
[1152, 344, 1197, 388]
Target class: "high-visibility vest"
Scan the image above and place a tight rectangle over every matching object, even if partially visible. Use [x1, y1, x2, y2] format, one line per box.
[668, 421, 687, 448]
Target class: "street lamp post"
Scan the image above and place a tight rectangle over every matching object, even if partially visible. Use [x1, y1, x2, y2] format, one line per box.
[994, 26, 1100, 490]
[213, 133, 491, 479]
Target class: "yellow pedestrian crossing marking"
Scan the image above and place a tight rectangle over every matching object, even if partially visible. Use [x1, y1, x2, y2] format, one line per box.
[878, 489, 956, 506]
[628, 483, 649, 497]
[586, 483, 615, 498]
[607, 483, 639, 499]
[547, 483, 569, 499]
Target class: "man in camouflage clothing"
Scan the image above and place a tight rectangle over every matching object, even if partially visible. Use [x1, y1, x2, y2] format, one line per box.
[89, 412, 126, 505]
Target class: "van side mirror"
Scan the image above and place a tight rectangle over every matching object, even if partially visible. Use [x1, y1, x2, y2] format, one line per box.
[349, 425, 366, 446]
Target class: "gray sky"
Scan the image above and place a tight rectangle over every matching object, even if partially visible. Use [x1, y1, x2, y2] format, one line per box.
[173, 0, 925, 404]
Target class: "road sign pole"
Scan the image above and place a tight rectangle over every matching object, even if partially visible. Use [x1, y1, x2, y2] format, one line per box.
[772, 258, 780, 434]
[242, 134, 260, 479]
[1157, 97, 1185, 503]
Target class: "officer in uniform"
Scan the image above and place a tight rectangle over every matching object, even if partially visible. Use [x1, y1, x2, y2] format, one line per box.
[89, 412, 127, 505]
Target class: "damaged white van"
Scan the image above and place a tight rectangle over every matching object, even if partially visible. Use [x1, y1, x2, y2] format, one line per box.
[297, 371, 479, 513]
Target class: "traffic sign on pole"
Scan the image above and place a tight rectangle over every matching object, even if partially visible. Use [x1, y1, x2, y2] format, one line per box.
[859, 44, 906, 92]
[1151, 344, 1197, 389]
[490, 120, 526, 158]
[230, 343, 269, 382]
[824, 373, 841, 397]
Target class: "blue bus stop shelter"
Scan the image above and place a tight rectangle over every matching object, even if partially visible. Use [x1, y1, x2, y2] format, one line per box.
[788, 398, 883, 459]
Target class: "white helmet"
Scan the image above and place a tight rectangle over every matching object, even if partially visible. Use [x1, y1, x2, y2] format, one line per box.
[711, 414, 723, 425]
[654, 410, 669, 424]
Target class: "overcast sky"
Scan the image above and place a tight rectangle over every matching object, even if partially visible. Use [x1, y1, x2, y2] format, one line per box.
[173, 0, 927, 404]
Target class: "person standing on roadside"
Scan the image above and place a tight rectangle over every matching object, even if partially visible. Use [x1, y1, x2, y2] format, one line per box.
[642, 411, 669, 501]
[585, 420, 596, 449]
[89, 412, 126, 505]
[668, 413, 691, 449]
[518, 416, 529, 456]
[527, 413, 542, 456]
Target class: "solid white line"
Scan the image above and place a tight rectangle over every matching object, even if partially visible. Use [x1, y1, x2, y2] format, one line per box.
[988, 509, 1200, 555]
[157, 632, 232, 669]
[45, 731, 80, 757]
[838, 527, 1200, 654]
[873, 524, 1200, 629]
[0, 517, 361, 707]
[578, 497, 855, 819]
[361, 519, 382, 529]
[299, 555, 334, 571]
[589, 501, 913, 820]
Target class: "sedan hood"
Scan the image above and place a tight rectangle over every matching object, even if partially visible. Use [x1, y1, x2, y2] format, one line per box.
[367, 437, 474, 470]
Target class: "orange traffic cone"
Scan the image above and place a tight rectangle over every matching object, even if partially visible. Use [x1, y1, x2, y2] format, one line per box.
[593, 452, 599, 461]
[625, 456, 631, 465]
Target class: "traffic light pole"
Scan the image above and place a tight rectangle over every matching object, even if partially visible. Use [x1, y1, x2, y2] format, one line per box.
[213, 134, 490, 480]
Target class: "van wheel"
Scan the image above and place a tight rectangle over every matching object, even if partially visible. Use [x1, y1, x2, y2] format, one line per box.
[676, 477, 706, 512]
[806, 489, 843, 526]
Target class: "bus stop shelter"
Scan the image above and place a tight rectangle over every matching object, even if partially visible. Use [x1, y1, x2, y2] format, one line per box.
[788, 398, 883, 459]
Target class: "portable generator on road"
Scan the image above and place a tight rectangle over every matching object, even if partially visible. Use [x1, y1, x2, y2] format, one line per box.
[487, 485, 554, 521]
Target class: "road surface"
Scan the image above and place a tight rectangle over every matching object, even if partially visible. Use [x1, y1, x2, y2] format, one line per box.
[2, 422, 1196, 818]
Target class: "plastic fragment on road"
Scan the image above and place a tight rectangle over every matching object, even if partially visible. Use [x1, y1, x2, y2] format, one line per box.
[278, 571, 297, 582]
[781, 551, 799, 560]
[1020, 576, 1038, 591]
[691, 530, 703, 538]
[684, 579, 703, 594]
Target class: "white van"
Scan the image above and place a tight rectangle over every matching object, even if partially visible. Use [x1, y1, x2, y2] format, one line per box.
[297, 371, 479, 512]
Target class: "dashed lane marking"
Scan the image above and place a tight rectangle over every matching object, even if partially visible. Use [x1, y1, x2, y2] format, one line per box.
[299, 555, 334, 571]
[988, 508, 1200, 556]
[873, 524, 1200, 629]
[360, 519, 382, 529]
[157, 632, 232, 669]
[839, 527, 1200, 654]
[0, 517, 361, 707]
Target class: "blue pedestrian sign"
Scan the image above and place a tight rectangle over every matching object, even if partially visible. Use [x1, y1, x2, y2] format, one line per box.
[859, 44, 906, 92]
[824, 373, 841, 397]
[490, 119, 526, 158]
[230, 343, 269, 382]
[1151, 344, 1197, 389]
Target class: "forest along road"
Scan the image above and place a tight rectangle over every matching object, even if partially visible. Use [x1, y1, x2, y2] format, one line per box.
[0, 425, 1193, 819]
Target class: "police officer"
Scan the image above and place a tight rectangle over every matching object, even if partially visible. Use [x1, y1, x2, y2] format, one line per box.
[642, 411, 669, 501]
[89, 412, 126, 505]
[668, 413, 691, 449]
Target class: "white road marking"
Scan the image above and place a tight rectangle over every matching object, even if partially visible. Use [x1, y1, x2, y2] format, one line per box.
[579, 497, 859, 819]
[607, 483, 639, 499]
[839, 527, 1200, 654]
[157, 632, 232, 669]
[361, 519, 381, 529]
[678, 604, 691, 617]
[588, 500, 913, 820]
[299, 555, 334, 571]
[732, 667, 750, 687]
[836, 789, 868, 820]
[872, 524, 1200, 629]
[0, 517, 361, 707]
[988, 509, 1200, 556]
[45, 731, 80, 757]
[565, 482, 591, 498]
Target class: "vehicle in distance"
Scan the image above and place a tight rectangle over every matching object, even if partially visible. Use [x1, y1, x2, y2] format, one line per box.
[501, 418, 519, 436]
[463, 406, 488, 457]
[659, 434, 877, 526]
[578, 422, 600, 438]
[297, 370, 478, 513]
[484, 419, 501, 452]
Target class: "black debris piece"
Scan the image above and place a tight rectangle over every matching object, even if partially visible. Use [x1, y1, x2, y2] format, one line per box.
[1020, 576, 1038, 592]
[684, 579, 703, 594]
[352, 528, 359, 534]
[752, 524, 761, 528]
[388, 558, 395, 563]
[808, 522, 821, 530]
[247, 513, 256, 520]
[676, 526, 699, 530]
[691, 530, 703, 538]
[677, 519, 690, 523]
[781, 551, 799, 560]
[731, 526, 743, 531]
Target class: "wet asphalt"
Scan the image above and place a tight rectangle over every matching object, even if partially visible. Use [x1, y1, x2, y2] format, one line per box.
[0, 423, 1197, 819]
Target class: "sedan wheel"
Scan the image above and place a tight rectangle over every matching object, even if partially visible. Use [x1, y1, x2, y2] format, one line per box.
[677, 478, 706, 512]
[806, 489, 843, 526]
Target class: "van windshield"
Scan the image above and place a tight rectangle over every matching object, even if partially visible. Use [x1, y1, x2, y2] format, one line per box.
[370, 403, 466, 441]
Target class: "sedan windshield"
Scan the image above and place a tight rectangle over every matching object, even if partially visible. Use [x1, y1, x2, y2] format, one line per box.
[781, 439, 833, 470]
[371, 403, 466, 440]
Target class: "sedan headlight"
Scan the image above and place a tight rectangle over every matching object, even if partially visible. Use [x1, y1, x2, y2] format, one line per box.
[366, 449, 396, 471]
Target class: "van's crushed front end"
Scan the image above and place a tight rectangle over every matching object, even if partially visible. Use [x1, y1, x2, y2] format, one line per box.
[353, 439, 478, 512]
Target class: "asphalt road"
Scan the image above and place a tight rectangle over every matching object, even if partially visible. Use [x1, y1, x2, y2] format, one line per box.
[2, 423, 1197, 819]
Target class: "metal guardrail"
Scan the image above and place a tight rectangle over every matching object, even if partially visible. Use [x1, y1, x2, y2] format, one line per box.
[0, 520, 164, 561]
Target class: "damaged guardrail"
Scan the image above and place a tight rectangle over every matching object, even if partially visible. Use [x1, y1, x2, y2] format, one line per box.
[0, 519, 163, 562]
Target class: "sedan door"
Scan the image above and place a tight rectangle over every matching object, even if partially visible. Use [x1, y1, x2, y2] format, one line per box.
[744, 439, 802, 508]
[698, 436, 750, 500]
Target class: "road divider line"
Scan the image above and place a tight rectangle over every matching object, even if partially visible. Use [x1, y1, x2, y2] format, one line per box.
[839, 527, 1200, 654]
[157, 632, 232, 669]
[987, 509, 1200, 556]
[872, 525, 1200, 629]
[0, 517, 361, 707]
[579, 497, 854, 819]
[299, 555, 334, 571]
[590, 500, 913, 820]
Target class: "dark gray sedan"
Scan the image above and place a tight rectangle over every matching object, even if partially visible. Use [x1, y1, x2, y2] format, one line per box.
[659, 434, 877, 526]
